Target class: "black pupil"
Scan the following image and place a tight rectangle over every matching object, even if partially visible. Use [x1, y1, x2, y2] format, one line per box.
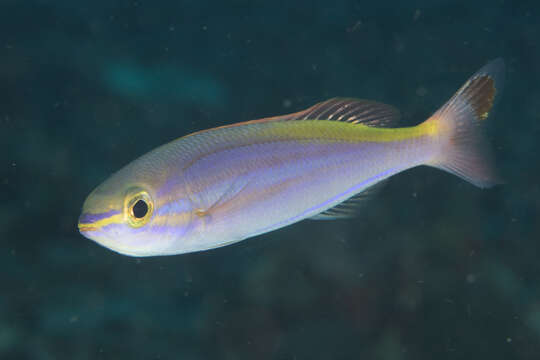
[132, 200, 148, 218]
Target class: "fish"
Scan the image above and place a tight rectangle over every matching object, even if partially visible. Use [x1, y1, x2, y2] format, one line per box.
[78, 59, 504, 257]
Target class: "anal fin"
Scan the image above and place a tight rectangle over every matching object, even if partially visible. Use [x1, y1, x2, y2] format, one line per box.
[309, 180, 387, 220]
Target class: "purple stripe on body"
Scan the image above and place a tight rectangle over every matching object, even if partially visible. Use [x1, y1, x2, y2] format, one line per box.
[99, 222, 189, 237]
[157, 176, 183, 198]
[255, 167, 399, 235]
[155, 199, 192, 216]
[79, 209, 121, 224]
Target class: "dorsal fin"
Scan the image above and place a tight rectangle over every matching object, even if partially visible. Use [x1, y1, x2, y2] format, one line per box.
[193, 98, 401, 137]
[309, 180, 388, 220]
[282, 98, 401, 127]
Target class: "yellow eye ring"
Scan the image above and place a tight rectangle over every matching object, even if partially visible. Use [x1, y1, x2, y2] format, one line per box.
[124, 188, 154, 228]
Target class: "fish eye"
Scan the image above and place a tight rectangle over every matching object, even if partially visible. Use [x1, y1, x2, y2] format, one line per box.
[124, 188, 154, 227]
[132, 199, 148, 218]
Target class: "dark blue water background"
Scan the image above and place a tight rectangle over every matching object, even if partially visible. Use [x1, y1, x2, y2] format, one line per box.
[2, 0, 539, 359]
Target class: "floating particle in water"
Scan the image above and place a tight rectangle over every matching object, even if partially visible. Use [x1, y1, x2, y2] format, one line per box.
[466, 273, 477, 284]
[416, 86, 428, 97]
[347, 20, 362, 33]
[282, 99, 292, 108]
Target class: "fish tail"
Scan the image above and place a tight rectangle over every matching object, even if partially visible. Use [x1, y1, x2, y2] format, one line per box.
[423, 59, 505, 188]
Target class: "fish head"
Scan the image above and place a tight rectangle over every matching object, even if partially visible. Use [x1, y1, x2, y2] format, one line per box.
[78, 158, 193, 257]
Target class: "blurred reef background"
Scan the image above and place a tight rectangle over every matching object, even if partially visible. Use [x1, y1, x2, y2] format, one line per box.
[2, 0, 540, 359]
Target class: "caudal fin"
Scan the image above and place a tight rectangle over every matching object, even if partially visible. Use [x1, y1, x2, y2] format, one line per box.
[426, 59, 505, 188]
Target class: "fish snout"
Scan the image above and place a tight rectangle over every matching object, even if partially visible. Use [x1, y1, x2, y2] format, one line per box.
[78, 210, 120, 234]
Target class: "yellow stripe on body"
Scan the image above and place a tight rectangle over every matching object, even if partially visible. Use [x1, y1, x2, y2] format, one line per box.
[153, 212, 192, 226]
[78, 213, 124, 232]
[78, 212, 191, 232]
[262, 119, 439, 144]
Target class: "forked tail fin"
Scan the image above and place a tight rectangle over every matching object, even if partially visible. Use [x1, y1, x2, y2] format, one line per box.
[425, 59, 505, 188]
